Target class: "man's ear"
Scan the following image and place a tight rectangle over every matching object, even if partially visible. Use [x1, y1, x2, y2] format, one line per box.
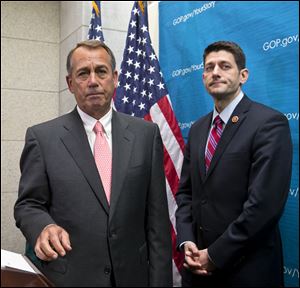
[66, 75, 74, 93]
[113, 70, 118, 89]
[240, 68, 249, 85]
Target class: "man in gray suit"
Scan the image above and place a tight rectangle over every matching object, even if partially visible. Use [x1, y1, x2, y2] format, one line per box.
[14, 40, 172, 287]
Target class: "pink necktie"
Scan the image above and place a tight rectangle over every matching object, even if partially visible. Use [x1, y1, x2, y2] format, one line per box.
[93, 122, 112, 204]
[205, 115, 223, 172]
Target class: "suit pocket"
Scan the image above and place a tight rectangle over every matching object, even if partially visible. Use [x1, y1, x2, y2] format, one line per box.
[41, 257, 68, 274]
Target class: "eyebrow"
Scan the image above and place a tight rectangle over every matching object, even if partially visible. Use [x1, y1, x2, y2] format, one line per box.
[206, 60, 231, 65]
[76, 64, 109, 72]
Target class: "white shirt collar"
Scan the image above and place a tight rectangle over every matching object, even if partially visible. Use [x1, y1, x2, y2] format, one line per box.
[76, 105, 112, 137]
[212, 91, 244, 125]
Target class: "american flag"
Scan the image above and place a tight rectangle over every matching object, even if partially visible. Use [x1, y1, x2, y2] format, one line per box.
[87, 1, 104, 41]
[114, 2, 185, 286]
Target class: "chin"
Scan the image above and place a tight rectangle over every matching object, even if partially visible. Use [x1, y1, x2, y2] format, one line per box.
[88, 97, 105, 106]
[209, 90, 225, 98]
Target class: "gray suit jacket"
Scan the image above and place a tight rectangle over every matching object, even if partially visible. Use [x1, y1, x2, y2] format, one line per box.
[15, 108, 172, 287]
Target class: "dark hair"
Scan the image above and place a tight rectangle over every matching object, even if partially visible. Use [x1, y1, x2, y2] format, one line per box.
[203, 41, 246, 71]
[66, 40, 116, 74]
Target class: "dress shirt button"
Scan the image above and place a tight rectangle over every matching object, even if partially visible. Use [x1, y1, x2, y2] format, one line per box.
[104, 266, 111, 275]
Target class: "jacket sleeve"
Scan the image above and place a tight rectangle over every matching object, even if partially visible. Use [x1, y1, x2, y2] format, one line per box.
[14, 127, 55, 247]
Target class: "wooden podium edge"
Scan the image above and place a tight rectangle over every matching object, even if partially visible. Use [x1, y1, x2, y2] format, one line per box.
[23, 255, 55, 287]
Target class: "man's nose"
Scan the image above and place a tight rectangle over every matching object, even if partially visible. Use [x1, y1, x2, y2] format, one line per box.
[212, 65, 221, 75]
[88, 72, 98, 86]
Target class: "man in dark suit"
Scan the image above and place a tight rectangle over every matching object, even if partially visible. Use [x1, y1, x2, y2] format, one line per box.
[175, 41, 293, 287]
[14, 40, 172, 287]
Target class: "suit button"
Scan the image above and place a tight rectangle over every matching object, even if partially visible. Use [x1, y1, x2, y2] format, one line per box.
[104, 266, 111, 275]
[201, 199, 207, 204]
[199, 226, 203, 231]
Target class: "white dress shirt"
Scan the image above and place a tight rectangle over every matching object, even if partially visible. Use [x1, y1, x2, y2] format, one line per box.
[76, 106, 113, 154]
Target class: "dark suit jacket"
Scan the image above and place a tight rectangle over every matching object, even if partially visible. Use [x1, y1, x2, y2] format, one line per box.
[14, 108, 172, 287]
[175, 96, 293, 287]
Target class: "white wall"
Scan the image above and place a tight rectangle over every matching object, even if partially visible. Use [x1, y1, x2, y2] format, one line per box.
[1, 1, 60, 253]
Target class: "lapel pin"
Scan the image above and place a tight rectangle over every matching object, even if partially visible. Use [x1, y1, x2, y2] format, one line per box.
[231, 115, 239, 123]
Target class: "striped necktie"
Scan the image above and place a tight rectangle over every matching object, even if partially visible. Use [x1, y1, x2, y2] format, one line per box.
[205, 115, 223, 172]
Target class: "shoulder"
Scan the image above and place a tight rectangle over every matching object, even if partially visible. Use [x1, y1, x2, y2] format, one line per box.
[247, 98, 287, 123]
[249, 98, 281, 114]
[27, 110, 77, 135]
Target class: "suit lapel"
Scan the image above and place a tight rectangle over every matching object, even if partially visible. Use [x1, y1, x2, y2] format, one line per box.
[109, 111, 134, 222]
[205, 96, 252, 180]
[59, 109, 110, 214]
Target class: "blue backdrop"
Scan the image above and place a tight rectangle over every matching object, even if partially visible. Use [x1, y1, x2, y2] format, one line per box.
[159, 1, 299, 286]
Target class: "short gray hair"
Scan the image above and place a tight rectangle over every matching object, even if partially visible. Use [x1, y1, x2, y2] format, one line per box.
[66, 40, 116, 74]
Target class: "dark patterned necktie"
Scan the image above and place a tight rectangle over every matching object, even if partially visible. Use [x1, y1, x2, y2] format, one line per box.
[205, 115, 223, 172]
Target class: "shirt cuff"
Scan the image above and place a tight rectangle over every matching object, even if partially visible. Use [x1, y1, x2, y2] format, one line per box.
[207, 249, 217, 267]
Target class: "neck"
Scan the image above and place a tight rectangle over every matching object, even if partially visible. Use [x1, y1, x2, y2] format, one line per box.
[90, 106, 111, 120]
[213, 89, 241, 113]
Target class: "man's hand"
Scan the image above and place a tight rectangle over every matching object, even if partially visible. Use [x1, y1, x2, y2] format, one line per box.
[34, 224, 72, 261]
[183, 241, 202, 271]
[192, 248, 215, 275]
[183, 242, 215, 276]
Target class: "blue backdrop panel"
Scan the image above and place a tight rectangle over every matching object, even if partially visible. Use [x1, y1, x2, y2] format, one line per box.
[159, 1, 299, 286]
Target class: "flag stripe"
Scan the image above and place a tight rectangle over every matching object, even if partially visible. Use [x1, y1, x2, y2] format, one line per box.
[163, 146, 180, 197]
[165, 179, 178, 230]
[144, 113, 180, 197]
[145, 114, 178, 224]
[172, 259, 182, 287]
[171, 223, 184, 279]
[157, 96, 185, 152]
[145, 114, 184, 281]
[149, 101, 184, 178]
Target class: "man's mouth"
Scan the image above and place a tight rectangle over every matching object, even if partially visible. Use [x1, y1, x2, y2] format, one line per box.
[87, 92, 103, 97]
[210, 81, 225, 86]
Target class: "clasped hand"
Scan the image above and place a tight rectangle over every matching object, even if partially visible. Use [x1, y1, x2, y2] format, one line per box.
[183, 242, 215, 276]
[34, 224, 72, 261]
